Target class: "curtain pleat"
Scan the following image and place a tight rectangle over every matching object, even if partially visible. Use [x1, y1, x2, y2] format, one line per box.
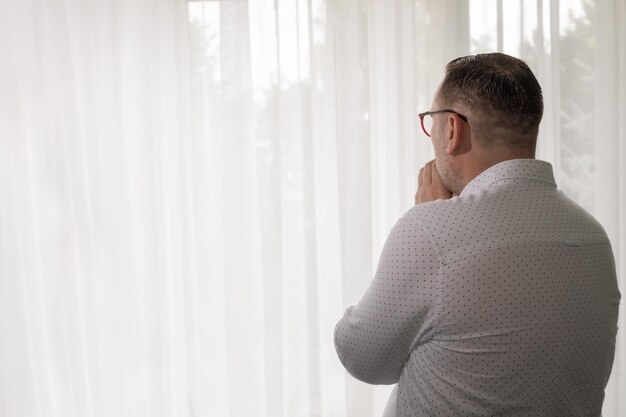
[598, 2, 626, 415]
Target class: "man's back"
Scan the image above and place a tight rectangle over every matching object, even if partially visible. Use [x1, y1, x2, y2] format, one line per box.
[335, 159, 620, 416]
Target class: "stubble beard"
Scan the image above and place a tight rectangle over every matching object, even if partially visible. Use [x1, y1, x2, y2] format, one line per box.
[435, 155, 461, 195]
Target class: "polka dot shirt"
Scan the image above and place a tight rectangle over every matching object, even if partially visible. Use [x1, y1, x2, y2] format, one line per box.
[334, 159, 620, 417]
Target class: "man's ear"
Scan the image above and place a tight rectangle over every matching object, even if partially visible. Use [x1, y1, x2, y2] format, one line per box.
[446, 115, 467, 155]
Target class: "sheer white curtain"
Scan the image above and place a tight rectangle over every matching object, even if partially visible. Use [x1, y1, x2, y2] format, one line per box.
[0, 0, 194, 416]
[0, 0, 624, 417]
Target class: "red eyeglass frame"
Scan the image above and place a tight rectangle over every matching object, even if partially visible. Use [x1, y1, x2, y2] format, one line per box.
[418, 109, 469, 137]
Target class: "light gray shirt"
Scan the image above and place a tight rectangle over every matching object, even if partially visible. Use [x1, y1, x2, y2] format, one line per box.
[334, 159, 620, 417]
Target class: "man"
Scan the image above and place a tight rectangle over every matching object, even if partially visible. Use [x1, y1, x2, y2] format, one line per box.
[334, 53, 620, 416]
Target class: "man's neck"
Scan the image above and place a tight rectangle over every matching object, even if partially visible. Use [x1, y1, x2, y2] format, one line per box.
[456, 149, 535, 193]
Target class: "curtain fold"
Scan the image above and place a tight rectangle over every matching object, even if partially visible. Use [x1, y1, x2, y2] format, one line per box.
[596, 2, 626, 415]
[0, 1, 624, 416]
[1, 1, 194, 416]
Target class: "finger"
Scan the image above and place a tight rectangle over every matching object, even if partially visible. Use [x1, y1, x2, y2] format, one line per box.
[418, 167, 424, 187]
[431, 161, 443, 186]
[424, 160, 433, 184]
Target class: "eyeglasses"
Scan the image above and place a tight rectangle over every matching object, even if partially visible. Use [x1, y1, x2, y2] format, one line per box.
[418, 109, 468, 137]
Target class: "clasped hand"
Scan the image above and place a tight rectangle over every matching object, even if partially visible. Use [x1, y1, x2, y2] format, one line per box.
[414, 160, 454, 205]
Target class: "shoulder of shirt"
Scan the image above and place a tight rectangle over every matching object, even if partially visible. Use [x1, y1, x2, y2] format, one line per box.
[402, 195, 466, 226]
[396, 198, 465, 260]
[399, 189, 613, 266]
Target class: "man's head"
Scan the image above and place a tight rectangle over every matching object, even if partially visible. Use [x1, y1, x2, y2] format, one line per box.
[428, 53, 544, 193]
[438, 53, 543, 148]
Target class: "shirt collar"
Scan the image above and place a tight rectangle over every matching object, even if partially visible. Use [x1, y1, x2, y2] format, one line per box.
[460, 159, 556, 196]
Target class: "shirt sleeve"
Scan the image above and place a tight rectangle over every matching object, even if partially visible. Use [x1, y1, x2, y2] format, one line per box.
[334, 209, 440, 385]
